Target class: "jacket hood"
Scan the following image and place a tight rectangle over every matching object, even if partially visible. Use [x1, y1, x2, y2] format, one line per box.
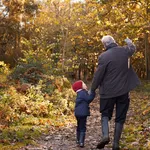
[105, 43, 118, 51]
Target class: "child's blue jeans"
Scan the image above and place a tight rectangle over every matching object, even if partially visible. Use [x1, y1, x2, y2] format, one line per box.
[76, 116, 87, 132]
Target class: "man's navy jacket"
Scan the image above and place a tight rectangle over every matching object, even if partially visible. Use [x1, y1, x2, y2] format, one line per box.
[91, 43, 140, 98]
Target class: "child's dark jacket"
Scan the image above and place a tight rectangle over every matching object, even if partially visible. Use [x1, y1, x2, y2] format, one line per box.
[75, 90, 95, 117]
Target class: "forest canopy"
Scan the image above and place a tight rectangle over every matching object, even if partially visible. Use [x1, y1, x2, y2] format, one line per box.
[0, 0, 149, 79]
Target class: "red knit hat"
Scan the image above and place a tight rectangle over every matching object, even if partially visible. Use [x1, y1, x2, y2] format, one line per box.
[72, 80, 83, 92]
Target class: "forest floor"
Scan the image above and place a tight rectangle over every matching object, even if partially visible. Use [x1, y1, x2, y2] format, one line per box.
[19, 88, 150, 150]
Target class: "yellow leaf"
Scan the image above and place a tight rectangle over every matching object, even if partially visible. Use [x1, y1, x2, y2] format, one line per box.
[97, 20, 101, 24]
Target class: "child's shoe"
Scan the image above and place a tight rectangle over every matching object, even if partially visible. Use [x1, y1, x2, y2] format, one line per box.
[76, 132, 80, 144]
[79, 132, 85, 148]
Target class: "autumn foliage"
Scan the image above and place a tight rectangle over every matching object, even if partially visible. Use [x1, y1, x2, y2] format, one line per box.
[0, 0, 150, 149]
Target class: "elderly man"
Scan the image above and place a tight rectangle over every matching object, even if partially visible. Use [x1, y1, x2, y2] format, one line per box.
[91, 35, 140, 150]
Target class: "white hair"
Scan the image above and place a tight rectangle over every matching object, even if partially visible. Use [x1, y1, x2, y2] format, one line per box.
[101, 35, 116, 47]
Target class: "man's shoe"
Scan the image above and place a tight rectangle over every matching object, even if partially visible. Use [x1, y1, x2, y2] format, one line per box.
[97, 117, 110, 149]
[96, 137, 110, 149]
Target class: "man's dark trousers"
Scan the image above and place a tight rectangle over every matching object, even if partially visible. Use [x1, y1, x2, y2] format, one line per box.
[100, 93, 130, 123]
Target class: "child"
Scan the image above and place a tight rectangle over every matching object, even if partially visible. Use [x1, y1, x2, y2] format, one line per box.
[72, 80, 95, 148]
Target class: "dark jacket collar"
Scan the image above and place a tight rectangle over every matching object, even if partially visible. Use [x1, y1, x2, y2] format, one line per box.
[105, 43, 118, 51]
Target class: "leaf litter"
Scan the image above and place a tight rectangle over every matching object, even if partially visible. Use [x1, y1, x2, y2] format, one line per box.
[20, 90, 150, 150]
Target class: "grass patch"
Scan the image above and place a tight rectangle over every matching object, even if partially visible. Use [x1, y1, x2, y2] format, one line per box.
[0, 114, 75, 150]
[121, 81, 150, 149]
[0, 143, 25, 150]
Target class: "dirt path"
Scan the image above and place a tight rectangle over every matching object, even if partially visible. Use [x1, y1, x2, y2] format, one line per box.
[20, 95, 126, 150]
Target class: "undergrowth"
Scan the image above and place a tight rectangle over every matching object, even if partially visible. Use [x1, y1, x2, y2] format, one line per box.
[0, 61, 76, 150]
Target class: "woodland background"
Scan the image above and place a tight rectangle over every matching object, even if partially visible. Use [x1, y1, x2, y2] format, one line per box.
[0, 0, 150, 149]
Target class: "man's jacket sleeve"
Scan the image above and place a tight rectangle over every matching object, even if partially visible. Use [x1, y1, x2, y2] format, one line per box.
[91, 55, 107, 92]
[124, 43, 136, 57]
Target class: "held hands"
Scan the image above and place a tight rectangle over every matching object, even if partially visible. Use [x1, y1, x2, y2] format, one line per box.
[88, 89, 95, 95]
[124, 38, 132, 44]
[88, 90, 91, 95]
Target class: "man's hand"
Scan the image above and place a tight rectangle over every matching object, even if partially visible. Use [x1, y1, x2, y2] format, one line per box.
[88, 90, 92, 95]
[125, 38, 132, 44]
[88, 89, 95, 95]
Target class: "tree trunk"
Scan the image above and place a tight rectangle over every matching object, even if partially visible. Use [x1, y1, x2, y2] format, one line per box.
[144, 32, 150, 80]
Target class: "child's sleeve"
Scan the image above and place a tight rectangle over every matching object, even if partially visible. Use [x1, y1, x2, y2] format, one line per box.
[84, 91, 95, 103]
